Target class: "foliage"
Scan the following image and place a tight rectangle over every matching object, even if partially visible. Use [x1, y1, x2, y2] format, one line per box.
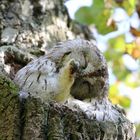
[75, 0, 113, 34]
[136, 123, 140, 137]
[75, 0, 140, 109]
[109, 83, 131, 108]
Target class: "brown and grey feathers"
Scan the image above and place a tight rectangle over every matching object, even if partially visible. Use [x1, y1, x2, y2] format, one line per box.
[14, 39, 109, 102]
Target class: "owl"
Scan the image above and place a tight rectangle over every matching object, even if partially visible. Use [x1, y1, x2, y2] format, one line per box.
[14, 39, 108, 104]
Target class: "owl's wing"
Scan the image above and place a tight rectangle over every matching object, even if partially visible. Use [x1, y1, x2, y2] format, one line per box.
[14, 56, 57, 90]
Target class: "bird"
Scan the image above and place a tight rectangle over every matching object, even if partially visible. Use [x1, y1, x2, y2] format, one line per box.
[14, 39, 108, 102]
[14, 39, 125, 122]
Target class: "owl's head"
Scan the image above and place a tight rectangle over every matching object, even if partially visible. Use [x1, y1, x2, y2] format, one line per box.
[48, 39, 109, 100]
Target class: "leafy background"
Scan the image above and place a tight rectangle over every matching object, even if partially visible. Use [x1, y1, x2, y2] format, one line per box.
[66, 0, 140, 137]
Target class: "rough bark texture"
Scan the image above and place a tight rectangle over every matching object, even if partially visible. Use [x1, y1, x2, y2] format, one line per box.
[0, 70, 20, 140]
[0, 0, 137, 140]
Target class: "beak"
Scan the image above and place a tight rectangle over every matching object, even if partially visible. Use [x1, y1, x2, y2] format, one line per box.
[69, 59, 80, 75]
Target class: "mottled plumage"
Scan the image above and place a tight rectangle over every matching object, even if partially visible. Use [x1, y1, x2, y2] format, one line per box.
[14, 57, 78, 102]
[14, 39, 108, 102]
[14, 39, 125, 122]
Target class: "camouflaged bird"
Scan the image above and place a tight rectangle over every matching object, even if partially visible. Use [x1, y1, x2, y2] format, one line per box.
[14, 39, 108, 103]
[14, 39, 125, 122]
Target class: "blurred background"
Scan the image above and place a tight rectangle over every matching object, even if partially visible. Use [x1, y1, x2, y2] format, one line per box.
[65, 0, 140, 137]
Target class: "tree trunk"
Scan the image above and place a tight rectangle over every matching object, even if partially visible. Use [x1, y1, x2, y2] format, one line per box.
[0, 0, 136, 139]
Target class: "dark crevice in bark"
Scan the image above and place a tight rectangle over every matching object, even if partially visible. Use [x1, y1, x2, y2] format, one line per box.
[117, 125, 124, 140]
[19, 99, 26, 140]
[45, 103, 51, 139]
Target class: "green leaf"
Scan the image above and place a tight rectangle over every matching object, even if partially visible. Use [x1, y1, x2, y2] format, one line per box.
[109, 36, 126, 52]
[136, 123, 140, 137]
[75, 7, 94, 24]
[113, 63, 130, 81]
[125, 73, 140, 88]
[75, 0, 113, 34]
[129, 0, 136, 8]
[105, 36, 131, 81]
[122, 0, 136, 15]
[119, 95, 131, 108]
[109, 83, 131, 108]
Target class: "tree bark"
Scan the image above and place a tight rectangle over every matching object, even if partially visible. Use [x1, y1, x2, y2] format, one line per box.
[0, 0, 136, 139]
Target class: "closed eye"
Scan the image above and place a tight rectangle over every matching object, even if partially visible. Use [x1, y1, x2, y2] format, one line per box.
[81, 51, 88, 69]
